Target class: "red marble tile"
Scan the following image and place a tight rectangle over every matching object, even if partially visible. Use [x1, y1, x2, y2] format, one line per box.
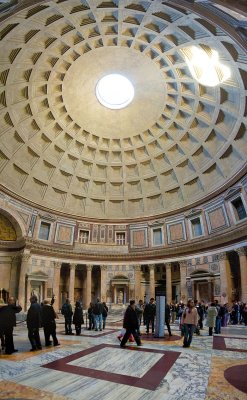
[213, 336, 247, 353]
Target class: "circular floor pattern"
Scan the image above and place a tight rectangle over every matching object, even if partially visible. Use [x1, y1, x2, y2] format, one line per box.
[224, 364, 247, 394]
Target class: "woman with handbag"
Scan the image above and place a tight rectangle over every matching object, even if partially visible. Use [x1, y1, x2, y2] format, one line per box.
[181, 300, 198, 348]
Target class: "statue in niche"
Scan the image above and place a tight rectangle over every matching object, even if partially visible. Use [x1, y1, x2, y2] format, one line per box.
[117, 290, 123, 304]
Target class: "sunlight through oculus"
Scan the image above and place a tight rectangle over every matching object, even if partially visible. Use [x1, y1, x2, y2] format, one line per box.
[96, 74, 134, 109]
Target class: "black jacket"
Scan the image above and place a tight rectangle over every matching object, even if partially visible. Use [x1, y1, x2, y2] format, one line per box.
[123, 305, 139, 330]
[73, 306, 84, 325]
[27, 302, 42, 329]
[41, 304, 57, 328]
[93, 302, 104, 315]
[0, 304, 22, 330]
[144, 303, 156, 318]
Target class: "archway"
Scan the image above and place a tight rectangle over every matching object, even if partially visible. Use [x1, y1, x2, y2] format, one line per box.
[110, 275, 130, 304]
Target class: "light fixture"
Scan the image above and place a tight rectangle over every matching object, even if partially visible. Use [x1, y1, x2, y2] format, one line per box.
[181, 46, 231, 87]
[96, 74, 134, 109]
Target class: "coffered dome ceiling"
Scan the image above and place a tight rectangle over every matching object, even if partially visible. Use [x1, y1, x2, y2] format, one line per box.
[0, 0, 246, 219]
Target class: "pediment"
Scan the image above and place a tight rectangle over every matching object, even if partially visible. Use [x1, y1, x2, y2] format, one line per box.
[224, 186, 242, 200]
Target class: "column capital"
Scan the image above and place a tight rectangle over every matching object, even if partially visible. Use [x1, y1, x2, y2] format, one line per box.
[149, 264, 155, 271]
[235, 247, 247, 256]
[21, 252, 31, 263]
[218, 252, 228, 261]
[100, 265, 107, 271]
[11, 255, 21, 263]
[165, 262, 172, 269]
[134, 265, 142, 272]
[87, 264, 93, 271]
[69, 263, 77, 270]
[53, 261, 62, 270]
[179, 260, 187, 268]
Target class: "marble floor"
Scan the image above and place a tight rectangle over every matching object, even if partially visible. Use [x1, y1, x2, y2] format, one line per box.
[0, 315, 246, 400]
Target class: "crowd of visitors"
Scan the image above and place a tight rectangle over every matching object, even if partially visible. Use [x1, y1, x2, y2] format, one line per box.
[0, 294, 246, 355]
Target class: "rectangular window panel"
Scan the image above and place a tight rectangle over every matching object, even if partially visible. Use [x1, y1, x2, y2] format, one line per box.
[79, 230, 89, 243]
[191, 218, 202, 237]
[116, 232, 125, 245]
[232, 197, 247, 221]
[39, 222, 50, 240]
[153, 228, 162, 245]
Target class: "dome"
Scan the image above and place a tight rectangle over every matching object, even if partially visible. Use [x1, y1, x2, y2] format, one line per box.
[0, 0, 246, 219]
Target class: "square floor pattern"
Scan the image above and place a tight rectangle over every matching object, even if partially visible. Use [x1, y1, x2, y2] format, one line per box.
[42, 344, 180, 390]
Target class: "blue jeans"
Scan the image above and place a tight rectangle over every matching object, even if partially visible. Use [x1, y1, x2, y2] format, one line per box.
[94, 314, 102, 330]
[215, 317, 221, 334]
[183, 324, 195, 347]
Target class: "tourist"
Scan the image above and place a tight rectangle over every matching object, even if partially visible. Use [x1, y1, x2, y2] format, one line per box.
[93, 298, 104, 331]
[242, 303, 247, 325]
[181, 300, 198, 348]
[73, 301, 84, 335]
[135, 299, 144, 335]
[145, 298, 156, 334]
[61, 299, 73, 335]
[0, 297, 22, 354]
[87, 302, 95, 330]
[27, 295, 42, 351]
[41, 299, 60, 346]
[165, 303, 172, 336]
[120, 300, 142, 348]
[102, 301, 108, 330]
[206, 302, 218, 336]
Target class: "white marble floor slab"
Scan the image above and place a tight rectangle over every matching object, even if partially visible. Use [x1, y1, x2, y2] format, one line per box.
[68, 347, 163, 378]
[224, 337, 247, 350]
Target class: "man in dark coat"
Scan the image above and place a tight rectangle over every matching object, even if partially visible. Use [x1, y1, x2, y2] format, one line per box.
[120, 300, 142, 348]
[26, 295, 42, 351]
[145, 298, 156, 334]
[61, 299, 73, 334]
[165, 303, 172, 336]
[0, 296, 22, 354]
[41, 299, 60, 346]
[73, 301, 84, 335]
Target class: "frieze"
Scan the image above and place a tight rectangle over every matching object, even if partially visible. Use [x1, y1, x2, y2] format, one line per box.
[209, 263, 220, 273]
[187, 266, 195, 275]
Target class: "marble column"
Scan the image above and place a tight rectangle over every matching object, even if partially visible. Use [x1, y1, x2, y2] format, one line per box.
[26, 279, 31, 308]
[69, 263, 76, 306]
[179, 261, 187, 303]
[165, 263, 172, 304]
[135, 265, 142, 301]
[100, 265, 107, 302]
[53, 261, 61, 312]
[219, 252, 232, 303]
[43, 281, 48, 301]
[18, 251, 31, 310]
[86, 265, 92, 306]
[149, 264, 155, 299]
[236, 247, 247, 302]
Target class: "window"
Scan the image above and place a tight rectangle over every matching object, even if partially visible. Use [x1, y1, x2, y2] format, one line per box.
[78, 230, 89, 243]
[231, 197, 247, 221]
[152, 227, 163, 246]
[190, 217, 203, 237]
[38, 221, 51, 240]
[116, 232, 125, 245]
